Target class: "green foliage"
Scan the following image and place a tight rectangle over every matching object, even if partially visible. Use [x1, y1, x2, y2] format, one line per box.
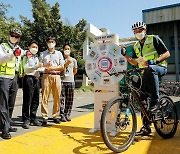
[0, 2, 20, 43]
[0, 0, 87, 70]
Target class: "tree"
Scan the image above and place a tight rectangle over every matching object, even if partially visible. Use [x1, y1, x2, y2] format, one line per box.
[0, 2, 21, 43]
[0, 0, 87, 69]
[21, 0, 87, 58]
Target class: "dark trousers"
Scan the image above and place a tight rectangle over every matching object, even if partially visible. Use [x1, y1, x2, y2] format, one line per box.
[22, 75, 40, 122]
[60, 82, 75, 117]
[9, 74, 18, 119]
[0, 75, 18, 133]
[141, 66, 167, 106]
[140, 66, 167, 127]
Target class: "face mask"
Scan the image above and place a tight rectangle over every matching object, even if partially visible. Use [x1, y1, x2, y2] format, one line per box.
[48, 43, 55, 48]
[30, 48, 38, 55]
[64, 50, 70, 55]
[135, 31, 146, 40]
[10, 37, 18, 44]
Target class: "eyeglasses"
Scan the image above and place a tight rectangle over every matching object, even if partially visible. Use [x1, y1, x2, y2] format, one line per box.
[10, 34, 20, 38]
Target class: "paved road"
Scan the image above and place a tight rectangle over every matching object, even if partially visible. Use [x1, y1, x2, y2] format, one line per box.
[0, 89, 179, 154]
[0, 89, 94, 140]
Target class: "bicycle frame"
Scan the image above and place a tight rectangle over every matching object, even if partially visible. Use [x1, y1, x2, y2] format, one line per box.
[130, 88, 152, 122]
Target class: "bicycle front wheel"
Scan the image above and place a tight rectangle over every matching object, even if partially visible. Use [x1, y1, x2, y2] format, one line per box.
[154, 96, 178, 139]
[100, 96, 137, 153]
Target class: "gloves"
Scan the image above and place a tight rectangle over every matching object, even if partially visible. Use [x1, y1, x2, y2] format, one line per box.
[121, 47, 126, 56]
[26, 51, 32, 57]
[13, 48, 21, 56]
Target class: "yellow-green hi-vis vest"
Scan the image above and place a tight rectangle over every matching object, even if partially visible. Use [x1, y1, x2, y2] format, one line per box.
[0, 43, 16, 76]
[134, 35, 167, 68]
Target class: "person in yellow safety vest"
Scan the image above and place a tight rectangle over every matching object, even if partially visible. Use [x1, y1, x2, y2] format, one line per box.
[121, 21, 170, 136]
[0, 28, 23, 139]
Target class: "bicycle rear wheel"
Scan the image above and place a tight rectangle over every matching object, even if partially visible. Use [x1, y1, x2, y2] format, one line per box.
[154, 96, 178, 139]
[100, 96, 137, 153]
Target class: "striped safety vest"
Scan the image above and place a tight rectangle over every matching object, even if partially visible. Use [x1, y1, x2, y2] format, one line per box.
[0, 43, 16, 76]
[134, 35, 167, 68]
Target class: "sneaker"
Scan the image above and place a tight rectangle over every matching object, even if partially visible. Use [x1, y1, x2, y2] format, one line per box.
[60, 115, 67, 122]
[30, 120, 42, 126]
[53, 118, 61, 124]
[1, 132, 11, 139]
[65, 116, 71, 122]
[22, 120, 30, 129]
[9, 127, 17, 132]
[42, 119, 48, 126]
[135, 126, 151, 136]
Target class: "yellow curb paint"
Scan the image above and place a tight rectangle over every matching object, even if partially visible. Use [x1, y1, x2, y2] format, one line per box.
[0, 112, 179, 154]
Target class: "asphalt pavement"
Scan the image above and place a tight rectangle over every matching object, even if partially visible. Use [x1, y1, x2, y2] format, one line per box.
[0, 88, 94, 140]
[0, 89, 180, 154]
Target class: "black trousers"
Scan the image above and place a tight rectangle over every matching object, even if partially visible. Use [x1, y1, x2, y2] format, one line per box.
[22, 75, 40, 122]
[9, 74, 18, 119]
[0, 75, 18, 133]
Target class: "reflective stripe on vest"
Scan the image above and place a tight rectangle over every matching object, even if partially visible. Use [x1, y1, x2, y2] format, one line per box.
[0, 43, 16, 76]
[134, 35, 167, 68]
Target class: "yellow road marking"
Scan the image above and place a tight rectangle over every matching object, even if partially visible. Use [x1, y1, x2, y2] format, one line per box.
[0, 113, 179, 154]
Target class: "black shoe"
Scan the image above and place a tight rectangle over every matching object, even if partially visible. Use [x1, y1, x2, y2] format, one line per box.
[61, 115, 67, 122]
[53, 118, 61, 124]
[42, 119, 48, 126]
[65, 116, 71, 122]
[9, 127, 17, 132]
[135, 126, 151, 136]
[1, 132, 11, 139]
[22, 120, 30, 129]
[30, 120, 42, 126]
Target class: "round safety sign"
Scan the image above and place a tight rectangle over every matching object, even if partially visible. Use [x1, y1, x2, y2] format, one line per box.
[85, 43, 127, 86]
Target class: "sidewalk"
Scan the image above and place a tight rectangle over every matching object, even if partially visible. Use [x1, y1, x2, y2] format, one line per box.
[1, 89, 94, 140]
[3, 89, 180, 139]
[0, 89, 180, 153]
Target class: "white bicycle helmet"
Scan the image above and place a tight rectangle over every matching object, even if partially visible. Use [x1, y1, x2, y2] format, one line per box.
[132, 21, 146, 30]
[10, 28, 22, 36]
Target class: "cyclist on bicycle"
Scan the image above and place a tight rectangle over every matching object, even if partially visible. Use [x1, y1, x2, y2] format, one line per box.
[121, 21, 170, 136]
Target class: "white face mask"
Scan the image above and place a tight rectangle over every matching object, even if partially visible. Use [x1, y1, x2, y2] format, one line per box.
[30, 48, 38, 55]
[48, 43, 55, 48]
[10, 37, 18, 44]
[135, 31, 146, 40]
[64, 50, 70, 55]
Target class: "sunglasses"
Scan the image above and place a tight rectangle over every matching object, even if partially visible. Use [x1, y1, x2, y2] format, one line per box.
[10, 34, 20, 38]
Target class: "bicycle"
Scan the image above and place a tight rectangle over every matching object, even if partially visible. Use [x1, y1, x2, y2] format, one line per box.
[100, 67, 178, 153]
[160, 81, 180, 97]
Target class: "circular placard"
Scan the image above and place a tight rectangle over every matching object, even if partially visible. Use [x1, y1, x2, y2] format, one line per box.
[85, 43, 127, 86]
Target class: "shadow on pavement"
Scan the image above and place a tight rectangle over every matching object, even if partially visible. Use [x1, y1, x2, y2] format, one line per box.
[147, 127, 180, 154]
[49, 122, 180, 154]
[50, 124, 114, 154]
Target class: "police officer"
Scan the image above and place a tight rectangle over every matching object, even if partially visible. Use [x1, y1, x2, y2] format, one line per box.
[121, 21, 170, 136]
[0, 28, 22, 139]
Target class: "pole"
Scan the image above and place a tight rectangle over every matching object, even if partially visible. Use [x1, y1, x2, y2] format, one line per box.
[174, 21, 179, 82]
